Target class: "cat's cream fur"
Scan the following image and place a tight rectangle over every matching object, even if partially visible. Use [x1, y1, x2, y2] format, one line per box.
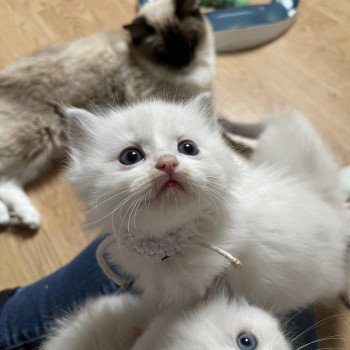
[66, 95, 349, 315]
[42, 293, 291, 350]
[0, 0, 214, 229]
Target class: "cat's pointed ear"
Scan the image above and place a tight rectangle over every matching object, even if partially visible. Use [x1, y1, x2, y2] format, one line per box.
[192, 92, 214, 119]
[62, 106, 99, 152]
[123, 17, 155, 45]
[174, 0, 200, 19]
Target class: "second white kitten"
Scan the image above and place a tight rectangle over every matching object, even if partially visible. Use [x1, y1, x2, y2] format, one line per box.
[42, 292, 291, 350]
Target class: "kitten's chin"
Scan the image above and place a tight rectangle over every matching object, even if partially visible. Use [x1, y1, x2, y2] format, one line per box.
[148, 193, 195, 216]
[159, 179, 184, 193]
[129, 196, 201, 234]
[148, 173, 190, 203]
[154, 180, 186, 202]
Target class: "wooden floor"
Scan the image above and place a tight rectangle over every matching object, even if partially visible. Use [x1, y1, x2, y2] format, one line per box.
[0, 0, 349, 348]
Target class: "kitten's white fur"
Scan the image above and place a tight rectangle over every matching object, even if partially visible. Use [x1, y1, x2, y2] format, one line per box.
[42, 96, 349, 349]
[42, 293, 290, 350]
[67, 94, 235, 308]
[42, 294, 145, 350]
[132, 295, 291, 350]
[66, 96, 348, 313]
[226, 114, 348, 311]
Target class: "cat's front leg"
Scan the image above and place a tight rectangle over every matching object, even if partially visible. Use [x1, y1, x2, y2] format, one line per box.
[41, 294, 151, 350]
[0, 180, 40, 229]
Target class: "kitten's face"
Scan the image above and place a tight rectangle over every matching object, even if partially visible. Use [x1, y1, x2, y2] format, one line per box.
[66, 94, 235, 237]
[124, 0, 208, 70]
[136, 298, 291, 350]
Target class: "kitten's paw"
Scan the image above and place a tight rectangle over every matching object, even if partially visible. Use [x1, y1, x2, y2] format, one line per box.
[10, 205, 41, 230]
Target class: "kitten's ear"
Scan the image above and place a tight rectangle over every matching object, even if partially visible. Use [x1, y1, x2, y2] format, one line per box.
[123, 16, 155, 45]
[62, 107, 99, 152]
[174, 0, 200, 19]
[192, 92, 214, 119]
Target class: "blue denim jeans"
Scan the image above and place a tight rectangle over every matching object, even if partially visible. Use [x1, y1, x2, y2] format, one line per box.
[0, 237, 318, 350]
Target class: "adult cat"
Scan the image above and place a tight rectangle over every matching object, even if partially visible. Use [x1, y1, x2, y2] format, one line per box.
[0, 0, 214, 229]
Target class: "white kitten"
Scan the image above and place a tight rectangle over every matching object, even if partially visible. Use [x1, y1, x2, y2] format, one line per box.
[41, 293, 291, 350]
[67, 94, 237, 309]
[133, 294, 291, 350]
[66, 95, 349, 314]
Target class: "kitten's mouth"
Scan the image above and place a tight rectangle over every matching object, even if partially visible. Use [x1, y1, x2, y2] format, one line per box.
[155, 176, 186, 198]
[159, 179, 184, 194]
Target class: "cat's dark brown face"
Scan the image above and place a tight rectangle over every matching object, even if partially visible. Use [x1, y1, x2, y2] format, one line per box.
[124, 0, 207, 70]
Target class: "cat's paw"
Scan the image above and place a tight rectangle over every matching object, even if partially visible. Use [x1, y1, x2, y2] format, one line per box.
[10, 205, 41, 230]
[0, 201, 10, 226]
[0, 181, 41, 230]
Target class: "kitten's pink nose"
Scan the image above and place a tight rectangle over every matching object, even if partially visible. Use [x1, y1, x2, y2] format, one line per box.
[156, 155, 179, 175]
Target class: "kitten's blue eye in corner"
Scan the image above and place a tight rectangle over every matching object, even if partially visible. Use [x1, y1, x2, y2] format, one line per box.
[178, 140, 199, 156]
[236, 332, 258, 350]
[119, 148, 144, 165]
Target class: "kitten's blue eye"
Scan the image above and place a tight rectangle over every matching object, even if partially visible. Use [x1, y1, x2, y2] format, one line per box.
[236, 332, 258, 350]
[178, 140, 199, 156]
[119, 148, 144, 165]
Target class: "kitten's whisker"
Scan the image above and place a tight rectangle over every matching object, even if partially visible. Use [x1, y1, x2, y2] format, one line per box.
[199, 188, 219, 220]
[119, 194, 140, 229]
[128, 195, 144, 234]
[195, 185, 220, 223]
[280, 304, 311, 332]
[142, 188, 152, 214]
[116, 191, 148, 249]
[184, 179, 201, 209]
[86, 188, 132, 214]
[202, 179, 231, 202]
[87, 189, 143, 227]
[205, 188, 230, 207]
[202, 178, 229, 191]
[134, 194, 147, 229]
[296, 335, 346, 350]
[200, 178, 229, 193]
[125, 197, 138, 233]
[291, 313, 349, 343]
[280, 305, 314, 342]
[146, 187, 155, 212]
[111, 191, 143, 247]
